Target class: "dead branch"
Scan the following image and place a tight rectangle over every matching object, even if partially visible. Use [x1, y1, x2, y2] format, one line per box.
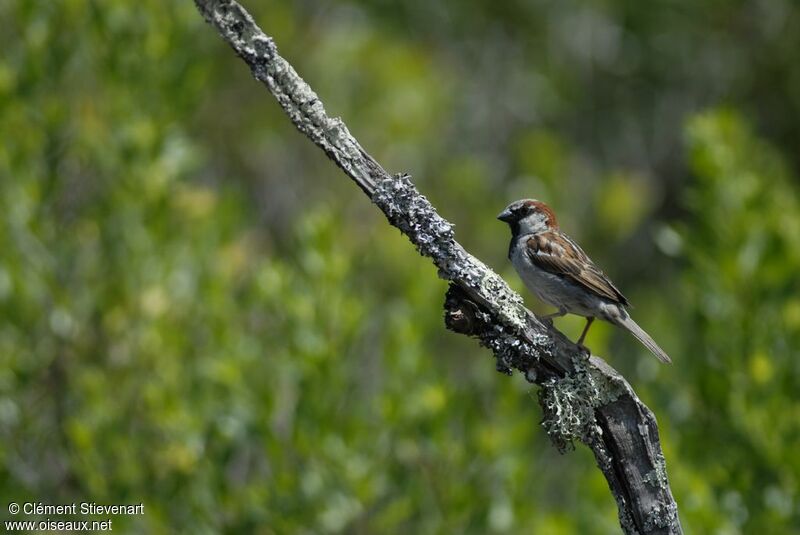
[193, 2, 682, 532]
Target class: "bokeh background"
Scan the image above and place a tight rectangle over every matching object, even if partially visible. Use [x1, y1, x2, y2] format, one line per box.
[2, 1, 800, 533]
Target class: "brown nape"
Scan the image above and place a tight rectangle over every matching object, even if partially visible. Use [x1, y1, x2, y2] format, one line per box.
[525, 200, 558, 228]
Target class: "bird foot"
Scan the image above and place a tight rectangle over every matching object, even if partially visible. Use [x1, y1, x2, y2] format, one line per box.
[576, 343, 592, 360]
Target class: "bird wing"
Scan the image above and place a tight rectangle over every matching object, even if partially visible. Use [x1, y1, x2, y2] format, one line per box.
[525, 231, 630, 306]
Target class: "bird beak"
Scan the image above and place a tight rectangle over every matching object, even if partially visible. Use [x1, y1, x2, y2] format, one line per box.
[497, 209, 514, 223]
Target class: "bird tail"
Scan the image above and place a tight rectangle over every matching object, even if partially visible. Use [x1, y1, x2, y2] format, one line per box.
[616, 315, 672, 364]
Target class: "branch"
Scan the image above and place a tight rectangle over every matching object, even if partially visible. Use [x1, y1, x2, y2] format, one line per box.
[193, 2, 683, 533]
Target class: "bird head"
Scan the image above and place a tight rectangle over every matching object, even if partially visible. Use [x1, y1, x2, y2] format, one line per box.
[497, 199, 558, 235]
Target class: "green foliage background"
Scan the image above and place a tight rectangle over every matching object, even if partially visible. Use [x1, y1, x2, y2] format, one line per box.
[2, 1, 799, 533]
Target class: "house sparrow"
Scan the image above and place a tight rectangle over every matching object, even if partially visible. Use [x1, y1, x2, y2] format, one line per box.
[498, 199, 671, 363]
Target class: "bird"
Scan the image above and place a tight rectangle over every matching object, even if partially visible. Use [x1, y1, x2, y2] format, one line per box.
[497, 199, 671, 363]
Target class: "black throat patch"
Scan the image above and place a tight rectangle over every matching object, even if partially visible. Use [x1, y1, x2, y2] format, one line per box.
[507, 222, 522, 259]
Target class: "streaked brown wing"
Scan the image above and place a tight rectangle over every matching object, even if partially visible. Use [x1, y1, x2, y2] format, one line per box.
[526, 232, 630, 306]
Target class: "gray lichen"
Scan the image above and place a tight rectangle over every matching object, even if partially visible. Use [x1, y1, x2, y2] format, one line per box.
[538, 359, 604, 452]
[538, 355, 628, 452]
[644, 453, 669, 489]
[371, 174, 455, 260]
[644, 500, 680, 532]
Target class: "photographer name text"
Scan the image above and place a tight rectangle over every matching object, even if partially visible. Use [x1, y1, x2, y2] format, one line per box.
[13, 502, 144, 516]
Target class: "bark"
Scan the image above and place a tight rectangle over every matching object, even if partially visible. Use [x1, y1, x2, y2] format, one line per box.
[193, 1, 683, 533]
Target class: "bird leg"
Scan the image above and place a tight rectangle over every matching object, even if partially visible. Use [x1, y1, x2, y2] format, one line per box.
[576, 317, 595, 357]
[539, 308, 567, 322]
